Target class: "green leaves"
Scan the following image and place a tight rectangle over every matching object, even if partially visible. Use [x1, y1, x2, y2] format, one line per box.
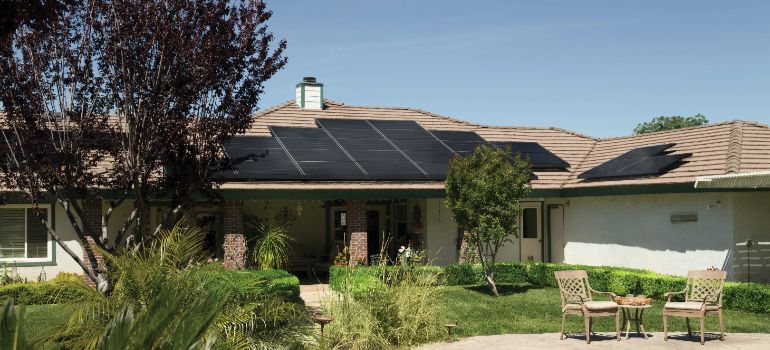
[633, 114, 709, 134]
[248, 219, 294, 270]
[444, 145, 532, 295]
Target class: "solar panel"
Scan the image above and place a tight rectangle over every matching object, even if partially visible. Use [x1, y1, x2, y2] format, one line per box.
[367, 120, 455, 177]
[578, 143, 691, 180]
[218, 136, 301, 180]
[491, 142, 570, 169]
[220, 120, 570, 181]
[270, 126, 366, 179]
[317, 119, 426, 179]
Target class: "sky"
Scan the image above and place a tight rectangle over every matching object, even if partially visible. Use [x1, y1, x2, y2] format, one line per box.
[259, 0, 770, 138]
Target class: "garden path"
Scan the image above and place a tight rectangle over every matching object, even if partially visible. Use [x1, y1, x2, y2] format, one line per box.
[417, 333, 770, 349]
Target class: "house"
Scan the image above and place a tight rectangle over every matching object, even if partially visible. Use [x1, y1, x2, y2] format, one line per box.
[2, 77, 769, 283]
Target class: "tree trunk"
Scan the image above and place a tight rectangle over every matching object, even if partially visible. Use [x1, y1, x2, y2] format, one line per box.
[485, 273, 499, 297]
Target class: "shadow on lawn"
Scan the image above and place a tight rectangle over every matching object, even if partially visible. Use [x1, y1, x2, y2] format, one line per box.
[464, 283, 538, 296]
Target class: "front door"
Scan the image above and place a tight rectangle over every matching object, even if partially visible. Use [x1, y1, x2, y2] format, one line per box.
[366, 210, 380, 261]
[519, 205, 542, 262]
[549, 205, 565, 263]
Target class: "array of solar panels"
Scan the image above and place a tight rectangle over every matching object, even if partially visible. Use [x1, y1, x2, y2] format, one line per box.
[219, 119, 570, 181]
[578, 143, 691, 180]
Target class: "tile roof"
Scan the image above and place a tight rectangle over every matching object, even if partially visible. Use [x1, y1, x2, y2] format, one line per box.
[242, 99, 770, 191]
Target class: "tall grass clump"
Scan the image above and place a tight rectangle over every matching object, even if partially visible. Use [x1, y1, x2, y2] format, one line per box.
[319, 246, 444, 350]
[248, 218, 294, 270]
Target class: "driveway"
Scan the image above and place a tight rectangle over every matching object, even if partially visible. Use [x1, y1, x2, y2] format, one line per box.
[417, 333, 770, 349]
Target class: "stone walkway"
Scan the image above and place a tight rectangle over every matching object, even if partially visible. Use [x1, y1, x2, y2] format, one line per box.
[299, 282, 332, 308]
[418, 333, 770, 349]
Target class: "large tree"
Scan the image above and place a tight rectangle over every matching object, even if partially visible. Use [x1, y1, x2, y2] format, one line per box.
[0, 0, 286, 289]
[444, 145, 532, 296]
[633, 114, 708, 134]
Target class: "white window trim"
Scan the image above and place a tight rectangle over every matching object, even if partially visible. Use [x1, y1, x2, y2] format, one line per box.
[0, 204, 53, 263]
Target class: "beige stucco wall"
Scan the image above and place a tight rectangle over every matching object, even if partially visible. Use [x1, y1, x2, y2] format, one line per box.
[731, 191, 770, 283]
[424, 199, 458, 265]
[560, 193, 734, 277]
[242, 200, 328, 259]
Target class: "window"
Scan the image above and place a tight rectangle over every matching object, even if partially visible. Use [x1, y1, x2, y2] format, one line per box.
[0, 208, 50, 261]
[522, 207, 538, 239]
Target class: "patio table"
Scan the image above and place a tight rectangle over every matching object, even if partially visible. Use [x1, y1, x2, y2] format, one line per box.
[619, 304, 652, 339]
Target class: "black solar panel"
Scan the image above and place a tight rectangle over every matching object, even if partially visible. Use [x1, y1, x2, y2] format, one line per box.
[220, 120, 569, 181]
[219, 136, 300, 180]
[317, 119, 426, 178]
[578, 143, 691, 180]
[367, 120, 455, 178]
[491, 142, 570, 169]
[270, 126, 366, 179]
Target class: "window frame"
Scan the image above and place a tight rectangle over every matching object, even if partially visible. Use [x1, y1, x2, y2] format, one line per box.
[0, 204, 53, 263]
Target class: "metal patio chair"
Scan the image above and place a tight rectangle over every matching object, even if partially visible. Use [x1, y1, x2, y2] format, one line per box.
[663, 270, 726, 345]
[555, 270, 621, 343]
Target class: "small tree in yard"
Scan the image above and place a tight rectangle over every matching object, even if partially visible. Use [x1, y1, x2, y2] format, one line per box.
[0, 0, 286, 289]
[445, 145, 532, 296]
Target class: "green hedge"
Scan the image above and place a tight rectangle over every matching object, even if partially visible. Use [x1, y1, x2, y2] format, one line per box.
[197, 264, 301, 304]
[330, 262, 770, 314]
[0, 273, 90, 305]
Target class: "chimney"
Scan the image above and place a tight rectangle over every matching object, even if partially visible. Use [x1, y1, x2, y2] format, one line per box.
[295, 76, 324, 110]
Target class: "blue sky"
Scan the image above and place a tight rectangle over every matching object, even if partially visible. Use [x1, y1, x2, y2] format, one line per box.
[259, 0, 770, 138]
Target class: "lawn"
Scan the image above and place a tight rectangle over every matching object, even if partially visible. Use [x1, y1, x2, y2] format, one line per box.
[435, 284, 770, 337]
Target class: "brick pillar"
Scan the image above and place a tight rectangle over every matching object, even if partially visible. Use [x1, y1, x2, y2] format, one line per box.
[223, 234, 247, 270]
[346, 200, 368, 265]
[222, 200, 246, 270]
[81, 200, 103, 287]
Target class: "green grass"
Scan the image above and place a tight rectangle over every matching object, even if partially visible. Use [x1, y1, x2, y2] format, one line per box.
[21, 304, 76, 340]
[435, 284, 770, 337]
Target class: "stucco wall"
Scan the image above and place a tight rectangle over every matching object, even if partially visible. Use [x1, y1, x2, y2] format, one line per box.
[731, 192, 770, 283]
[560, 193, 734, 277]
[242, 200, 328, 258]
[424, 199, 458, 265]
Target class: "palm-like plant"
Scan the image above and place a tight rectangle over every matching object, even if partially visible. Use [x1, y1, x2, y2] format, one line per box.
[248, 219, 294, 270]
[40, 221, 309, 349]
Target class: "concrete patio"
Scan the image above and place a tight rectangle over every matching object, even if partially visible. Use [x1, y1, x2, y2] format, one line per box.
[417, 333, 770, 349]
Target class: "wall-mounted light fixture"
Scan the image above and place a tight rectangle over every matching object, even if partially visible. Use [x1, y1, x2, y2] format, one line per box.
[296, 201, 303, 216]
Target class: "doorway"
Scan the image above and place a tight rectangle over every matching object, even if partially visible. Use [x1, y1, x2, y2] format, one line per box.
[366, 210, 381, 261]
[519, 204, 542, 262]
[548, 205, 565, 263]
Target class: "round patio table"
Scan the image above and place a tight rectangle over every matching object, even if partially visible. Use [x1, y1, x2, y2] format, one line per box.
[619, 304, 652, 339]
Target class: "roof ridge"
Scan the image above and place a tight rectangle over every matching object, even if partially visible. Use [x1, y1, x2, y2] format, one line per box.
[561, 139, 599, 189]
[320, 99, 599, 140]
[597, 120, 747, 141]
[726, 120, 745, 174]
[254, 99, 295, 117]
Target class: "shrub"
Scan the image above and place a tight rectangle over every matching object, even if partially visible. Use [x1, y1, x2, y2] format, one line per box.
[0, 274, 89, 305]
[322, 264, 444, 349]
[723, 282, 770, 314]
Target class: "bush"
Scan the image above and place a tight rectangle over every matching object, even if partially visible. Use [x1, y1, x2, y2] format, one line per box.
[196, 263, 301, 304]
[330, 262, 770, 314]
[322, 264, 444, 349]
[0, 273, 89, 305]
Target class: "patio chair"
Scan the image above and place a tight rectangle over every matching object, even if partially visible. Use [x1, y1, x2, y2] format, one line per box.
[663, 270, 726, 345]
[554, 270, 620, 343]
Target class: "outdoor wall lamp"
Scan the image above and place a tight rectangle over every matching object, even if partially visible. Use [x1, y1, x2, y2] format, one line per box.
[296, 201, 303, 216]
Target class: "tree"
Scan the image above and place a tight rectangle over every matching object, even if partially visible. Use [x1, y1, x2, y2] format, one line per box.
[633, 114, 708, 134]
[444, 145, 532, 296]
[0, 0, 286, 288]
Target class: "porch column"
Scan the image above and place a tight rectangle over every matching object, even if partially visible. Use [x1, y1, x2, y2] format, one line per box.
[346, 199, 368, 265]
[222, 200, 246, 270]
